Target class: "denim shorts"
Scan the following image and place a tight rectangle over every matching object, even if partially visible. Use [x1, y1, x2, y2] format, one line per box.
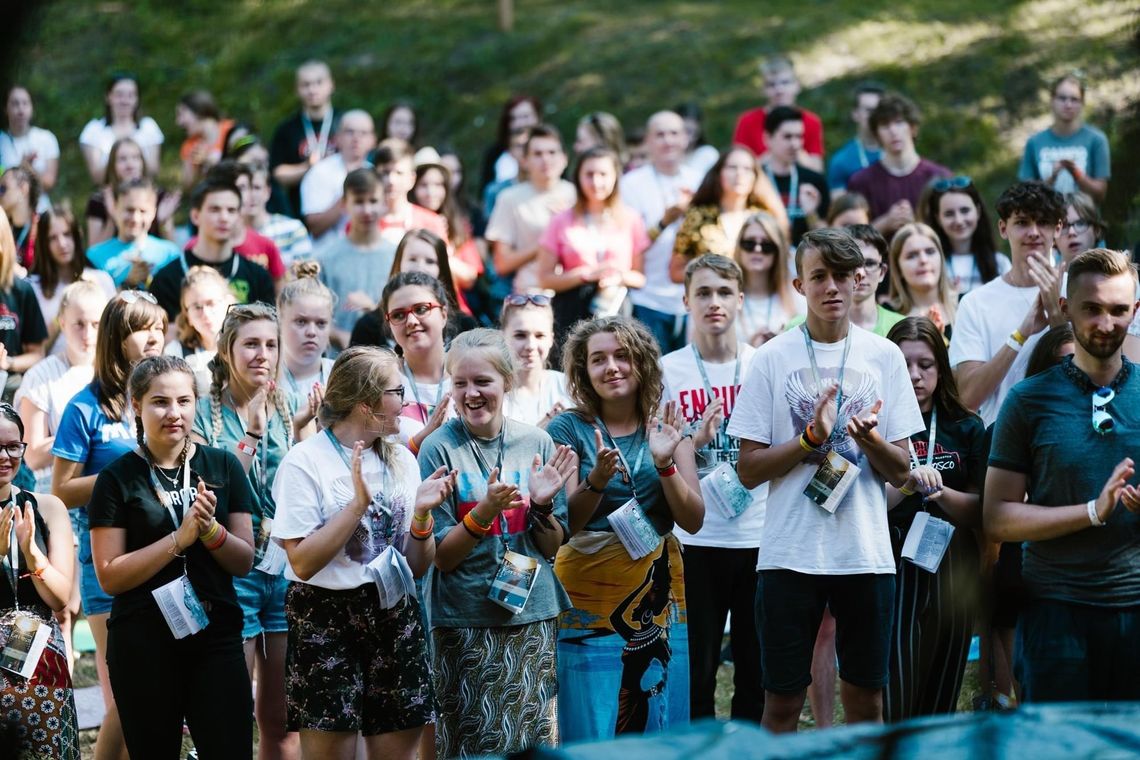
[75, 507, 114, 616]
[235, 568, 289, 640]
[757, 569, 895, 693]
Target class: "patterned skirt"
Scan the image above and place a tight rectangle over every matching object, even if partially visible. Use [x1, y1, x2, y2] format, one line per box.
[432, 619, 559, 759]
[0, 613, 79, 760]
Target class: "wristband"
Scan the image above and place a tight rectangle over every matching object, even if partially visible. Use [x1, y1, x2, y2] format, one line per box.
[236, 440, 257, 457]
[1011, 329, 1028, 346]
[407, 436, 420, 455]
[1088, 499, 1105, 527]
[582, 476, 604, 494]
[799, 434, 817, 453]
[244, 430, 264, 440]
[200, 519, 220, 543]
[168, 532, 184, 557]
[899, 485, 917, 496]
[204, 525, 228, 551]
[20, 566, 46, 580]
[655, 461, 678, 478]
[410, 517, 435, 539]
[804, 422, 824, 447]
[462, 511, 490, 538]
[1005, 336, 1023, 353]
[467, 509, 493, 530]
[530, 500, 554, 515]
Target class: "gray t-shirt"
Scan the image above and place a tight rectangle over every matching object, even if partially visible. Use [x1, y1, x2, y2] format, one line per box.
[419, 418, 571, 629]
[316, 236, 397, 332]
[990, 357, 1140, 606]
[546, 411, 674, 536]
[1018, 125, 1111, 195]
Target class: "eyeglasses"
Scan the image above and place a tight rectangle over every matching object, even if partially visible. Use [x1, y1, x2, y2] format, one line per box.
[385, 302, 442, 324]
[381, 386, 405, 401]
[860, 259, 887, 272]
[0, 441, 28, 460]
[739, 239, 779, 255]
[119, 290, 157, 305]
[504, 294, 552, 307]
[1092, 386, 1115, 435]
[932, 176, 973, 192]
[1062, 219, 1091, 234]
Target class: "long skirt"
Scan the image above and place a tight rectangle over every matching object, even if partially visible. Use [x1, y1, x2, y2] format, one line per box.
[0, 613, 79, 759]
[432, 618, 559, 759]
[555, 533, 689, 743]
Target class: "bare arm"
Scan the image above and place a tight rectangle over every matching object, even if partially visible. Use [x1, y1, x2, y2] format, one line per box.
[273, 162, 311, 189]
[141, 144, 161, 178]
[19, 397, 53, 471]
[9, 343, 45, 374]
[91, 496, 210, 596]
[535, 245, 587, 293]
[492, 239, 538, 277]
[81, 145, 107, 187]
[303, 198, 345, 239]
[5, 496, 74, 610]
[656, 436, 703, 534]
[38, 158, 59, 192]
[52, 457, 96, 508]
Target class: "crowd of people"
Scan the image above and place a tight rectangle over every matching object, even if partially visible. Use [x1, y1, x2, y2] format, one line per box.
[0, 51, 1126, 760]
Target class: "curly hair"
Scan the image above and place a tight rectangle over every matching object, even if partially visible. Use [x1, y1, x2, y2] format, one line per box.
[995, 181, 1065, 225]
[206, 303, 292, 450]
[561, 316, 662, 424]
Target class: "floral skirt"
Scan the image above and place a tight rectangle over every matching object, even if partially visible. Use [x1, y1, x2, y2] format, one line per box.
[0, 613, 79, 760]
[432, 619, 559, 759]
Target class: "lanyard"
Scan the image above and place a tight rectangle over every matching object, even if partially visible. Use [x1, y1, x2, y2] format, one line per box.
[301, 109, 333, 161]
[13, 224, 29, 252]
[908, 408, 938, 469]
[595, 417, 646, 502]
[324, 428, 395, 531]
[181, 250, 239, 280]
[856, 141, 869, 169]
[283, 362, 327, 396]
[403, 363, 444, 417]
[800, 325, 852, 443]
[766, 164, 800, 218]
[691, 343, 741, 437]
[461, 420, 510, 547]
[3, 488, 20, 609]
[148, 449, 192, 540]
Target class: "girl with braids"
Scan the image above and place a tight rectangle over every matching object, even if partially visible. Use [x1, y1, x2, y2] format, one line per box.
[89, 355, 254, 758]
[547, 316, 703, 742]
[272, 346, 455, 760]
[51, 290, 164, 760]
[191, 301, 309, 760]
[0, 402, 80, 760]
[277, 260, 335, 430]
[164, 265, 234, 381]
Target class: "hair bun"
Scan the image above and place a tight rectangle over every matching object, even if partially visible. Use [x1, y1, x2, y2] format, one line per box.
[292, 260, 321, 280]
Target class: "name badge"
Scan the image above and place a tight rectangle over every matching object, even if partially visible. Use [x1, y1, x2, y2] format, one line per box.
[488, 549, 541, 614]
[607, 498, 662, 559]
[901, 511, 954, 573]
[700, 462, 753, 520]
[803, 450, 861, 513]
[0, 610, 50, 679]
[366, 545, 416, 609]
[152, 575, 209, 639]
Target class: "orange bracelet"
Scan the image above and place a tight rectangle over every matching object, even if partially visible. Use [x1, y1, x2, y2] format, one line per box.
[462, 511, 490, 538]
[407, 436, 421, 455]
[805, 422, 824, 447]
[410, 517, 435, 538]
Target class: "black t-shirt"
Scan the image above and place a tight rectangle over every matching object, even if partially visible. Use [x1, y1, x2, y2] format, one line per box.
[770, 163, 830, 245]
[149, 249, 276, 321]
[270, 111, 341, 220]
[0, 489, 51, 617]
[88, 446, 254, 628]
[0, 278, 48, 357]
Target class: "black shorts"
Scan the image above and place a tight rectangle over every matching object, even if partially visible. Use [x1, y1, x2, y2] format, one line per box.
[756, 569, 895, 694]
[991, 541, 1025, 629]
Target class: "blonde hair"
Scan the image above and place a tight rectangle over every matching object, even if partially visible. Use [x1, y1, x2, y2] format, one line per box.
[277, 260, 337, 312]
[0, 208, 16, 290]
[446, 328, 516, 393]
[888, 223, 957, 324]
[206, 303, 292, 450]
[1066, 248, 1138, 298]
[176, 266, 232, 351]
[58, 278, 109, 322]
[734, 211, 796, 316]
[318, 346, 399, 464]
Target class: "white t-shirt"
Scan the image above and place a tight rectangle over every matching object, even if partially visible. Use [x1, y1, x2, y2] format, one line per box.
[726, 324, 924, 574]
[78, 117, 164, 161]
[504, 370, 571, 426]
[31, 270, 117, 358]
[14, 354, 93, 490]
[619, 164, 701, 314]
[300, 154, 357, 246]
[272, 432, 421, 590]
[947, 252, 1012, 296]
[948, 275, 1043, 426]
[739, 291, 807, 340]
[662, 342, 766, 548]
[484, 180, 576, 293]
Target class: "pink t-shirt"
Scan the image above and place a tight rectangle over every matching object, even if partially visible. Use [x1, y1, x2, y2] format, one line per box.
[539, 205, 650, 273]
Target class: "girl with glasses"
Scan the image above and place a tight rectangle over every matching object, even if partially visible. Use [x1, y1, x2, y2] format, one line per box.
[419, 328, 574, 758]
[1058, 191, 1105, 263]
[500, 294, 571, 427]
[0, 402, 79, 759]
[51, 292, 165, 759]
[191, 301, 309, 759]
[272, 347, 454, 760]
[88, 355, 255, 757]
[917, 176, 1008, 296]
[887, 223, 958, 337]
[165, 265, 234, 387]
[378, 272, 455, 456]
[884, 317, 985, 720]
[731, 211, 804, 346]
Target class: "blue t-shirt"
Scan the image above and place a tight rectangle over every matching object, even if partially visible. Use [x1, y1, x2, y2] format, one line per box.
[52, 383, 135, 497]
[87, 235, 179, 287]
[1018, 125, 1111, 195]
[827, 137, 882, 192]
[990, 357, 1140, 606]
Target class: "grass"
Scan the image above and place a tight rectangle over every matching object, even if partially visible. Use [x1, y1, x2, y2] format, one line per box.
[7, 0, 1140, 240]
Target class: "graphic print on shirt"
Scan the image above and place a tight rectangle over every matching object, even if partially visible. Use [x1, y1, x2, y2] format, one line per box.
[0, 304, 19, 334]
[675, 381, 743, 469]
[328, 470, 411, 564]
[909, 439, 962, 474]
[784, 365, 877, 465]
[455, 468, 530, 536]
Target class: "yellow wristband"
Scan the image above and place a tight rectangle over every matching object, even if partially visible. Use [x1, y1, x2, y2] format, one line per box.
[1011, 329, 1027, 346]
[899, 485, 916, 496]
[200, 520, 220, 542]
[799, 434, 815, 453]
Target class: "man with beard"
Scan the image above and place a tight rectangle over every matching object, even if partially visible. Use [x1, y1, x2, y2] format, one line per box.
[985, 247, 1140, 702]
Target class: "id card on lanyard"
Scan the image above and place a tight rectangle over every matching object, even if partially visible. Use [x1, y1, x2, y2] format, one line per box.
[149, 459, 210, 638]
[597, 419, 662, 559]
[0, 489, 52, 678]
[901, 409, 954, 573]
[799, 326, 862, 512]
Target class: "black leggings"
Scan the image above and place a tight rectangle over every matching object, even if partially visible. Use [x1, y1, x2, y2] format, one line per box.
[106, 608, 252, 759]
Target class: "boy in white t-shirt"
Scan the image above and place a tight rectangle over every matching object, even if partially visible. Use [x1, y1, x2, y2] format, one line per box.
[661, 254, 762, 722]
[728, 228, 923, 733]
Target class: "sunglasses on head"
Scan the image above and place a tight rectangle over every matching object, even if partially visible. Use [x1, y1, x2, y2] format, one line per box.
[932, 176, 973, 192]
[504, 294, 552, 308]
[739, 239, 780, 255]
[119, 290, 157, 305]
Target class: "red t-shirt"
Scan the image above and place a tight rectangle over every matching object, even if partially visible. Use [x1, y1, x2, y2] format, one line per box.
[185, 229, 285, 280]
[732, 107, 825, 159]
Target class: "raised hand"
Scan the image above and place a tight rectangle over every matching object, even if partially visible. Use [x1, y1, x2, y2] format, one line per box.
[812, 383, 840, 440]
[348, 441, 373, 517]
[693, 397, 725, 450]
[529, 445, 577, 506]
[847, 399, 882, 442]
[420, 392, 452, 437]
[342, 291, 377, 314]
[903, 464, 943, 499]
[294, 381, 325, 431]
[647, 400, 684, 468]
[480, 467, 525, 515]
[12, 503, 38, 558]
[799, 184, 822, 219]
[248, 383, 270, 437]
[0, 503, 13, 557]
[1095, 458, 1134, 523]
[589, 428, 622, 489]
[415, 465, 456, 515]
